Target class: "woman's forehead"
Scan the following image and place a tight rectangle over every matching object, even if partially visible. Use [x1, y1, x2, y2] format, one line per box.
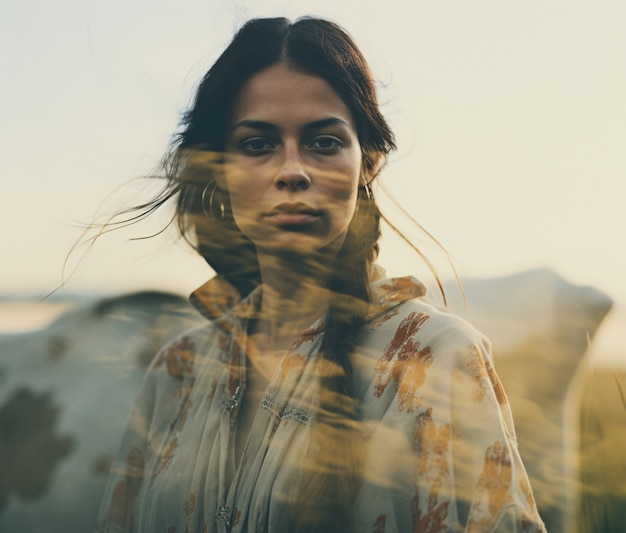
[230, 63, 355, 128]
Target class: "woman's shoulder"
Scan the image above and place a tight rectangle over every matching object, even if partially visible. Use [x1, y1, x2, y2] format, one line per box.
[357, 277, 496, 407]
[366, 275, 491, 356]
[145, 319, 232, 382]
[360, 296, 492, 392]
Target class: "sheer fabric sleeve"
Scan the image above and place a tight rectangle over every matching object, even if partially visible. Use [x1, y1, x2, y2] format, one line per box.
[93, 333, 197, 533]
[448, 333, 546, 531]
[354, 307, 546, 532]
[93, 366, 157, 532]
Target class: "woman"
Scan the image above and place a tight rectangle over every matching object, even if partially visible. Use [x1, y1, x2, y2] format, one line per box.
[95, 17, 545, 532]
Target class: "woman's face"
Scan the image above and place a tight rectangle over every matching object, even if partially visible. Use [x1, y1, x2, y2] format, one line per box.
[224, 63, 362, 259]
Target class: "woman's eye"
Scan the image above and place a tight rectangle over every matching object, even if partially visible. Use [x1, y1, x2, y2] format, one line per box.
[240, 138, 274, 153]
[309, 136, 342, 152]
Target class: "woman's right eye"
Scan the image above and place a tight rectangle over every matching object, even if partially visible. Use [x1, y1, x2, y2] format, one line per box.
[239, 138, 274, 154]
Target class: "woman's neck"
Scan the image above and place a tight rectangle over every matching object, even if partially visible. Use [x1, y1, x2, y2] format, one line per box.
[254, 251, 334, 348]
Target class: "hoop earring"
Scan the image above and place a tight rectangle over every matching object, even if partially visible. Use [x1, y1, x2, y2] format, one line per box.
[201, 182, 225, 221]
[357, 178, 374, 228]
[362, 182, 373, 204]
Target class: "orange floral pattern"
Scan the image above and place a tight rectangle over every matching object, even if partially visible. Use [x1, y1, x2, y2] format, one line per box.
[154, 337, 196, 379]
[412, 490, 450, 533]
[413, 409, 452, 474]
[463, 344, 507, 404]
[411, 408, 452, 532]
[373, 513, 386, 532]
[150, 436, 179, 486]
[374, 312, 432, 412]
[293, 321, 325, 345]
[182, 492, 196, 533]
[486, 362, 507, 406]
[467, 441, 513, 532]
[376, 277, 426, 303]
[520, 477, 536, 509]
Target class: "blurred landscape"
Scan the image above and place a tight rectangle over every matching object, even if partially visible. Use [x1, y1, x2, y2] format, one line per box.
[579, 371, 626, 531]
[2, 0, 624, 530]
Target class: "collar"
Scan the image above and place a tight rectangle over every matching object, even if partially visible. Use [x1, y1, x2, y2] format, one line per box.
[190, 272, 427, 325]
[369, 275, 427, 316]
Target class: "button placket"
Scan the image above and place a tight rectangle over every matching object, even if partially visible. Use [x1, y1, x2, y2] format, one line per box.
[215, 504, 232, 530]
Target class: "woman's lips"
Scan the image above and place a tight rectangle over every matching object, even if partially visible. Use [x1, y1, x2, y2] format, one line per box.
[264, 203, 322, 226]
[265, 212, 321, 225]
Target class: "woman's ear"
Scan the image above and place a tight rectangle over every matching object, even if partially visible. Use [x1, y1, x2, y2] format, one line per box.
[361, 151, 384, 184]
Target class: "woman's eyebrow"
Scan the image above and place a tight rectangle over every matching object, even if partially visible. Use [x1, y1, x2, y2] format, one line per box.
[230, 120, 279, 133]
[302, 117, 352, 132]
[230, 117, 352, 133]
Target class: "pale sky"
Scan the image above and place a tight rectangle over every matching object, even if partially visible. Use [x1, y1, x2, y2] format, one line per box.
[1, 0, 625, 305]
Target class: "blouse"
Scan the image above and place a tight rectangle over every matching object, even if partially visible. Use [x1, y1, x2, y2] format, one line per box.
[95, 274, 546, 532]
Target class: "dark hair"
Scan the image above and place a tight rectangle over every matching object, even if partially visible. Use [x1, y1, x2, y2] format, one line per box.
[163, 17, 395, 298]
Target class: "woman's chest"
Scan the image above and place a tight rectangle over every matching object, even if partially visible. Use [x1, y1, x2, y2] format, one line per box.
[139, 349, 317, 531]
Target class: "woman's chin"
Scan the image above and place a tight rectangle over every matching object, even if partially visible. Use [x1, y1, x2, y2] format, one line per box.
[254, 233, 346, 262]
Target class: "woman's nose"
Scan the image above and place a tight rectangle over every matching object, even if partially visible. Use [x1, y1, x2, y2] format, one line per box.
[274, 145, 311, 191]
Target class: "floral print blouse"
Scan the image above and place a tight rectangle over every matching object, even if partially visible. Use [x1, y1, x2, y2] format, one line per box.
[95, 275, 546, 532]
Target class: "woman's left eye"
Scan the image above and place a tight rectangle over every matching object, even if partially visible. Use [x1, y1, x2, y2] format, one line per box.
[309, 136, 343, 152]
[239, 137, 275, 154]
